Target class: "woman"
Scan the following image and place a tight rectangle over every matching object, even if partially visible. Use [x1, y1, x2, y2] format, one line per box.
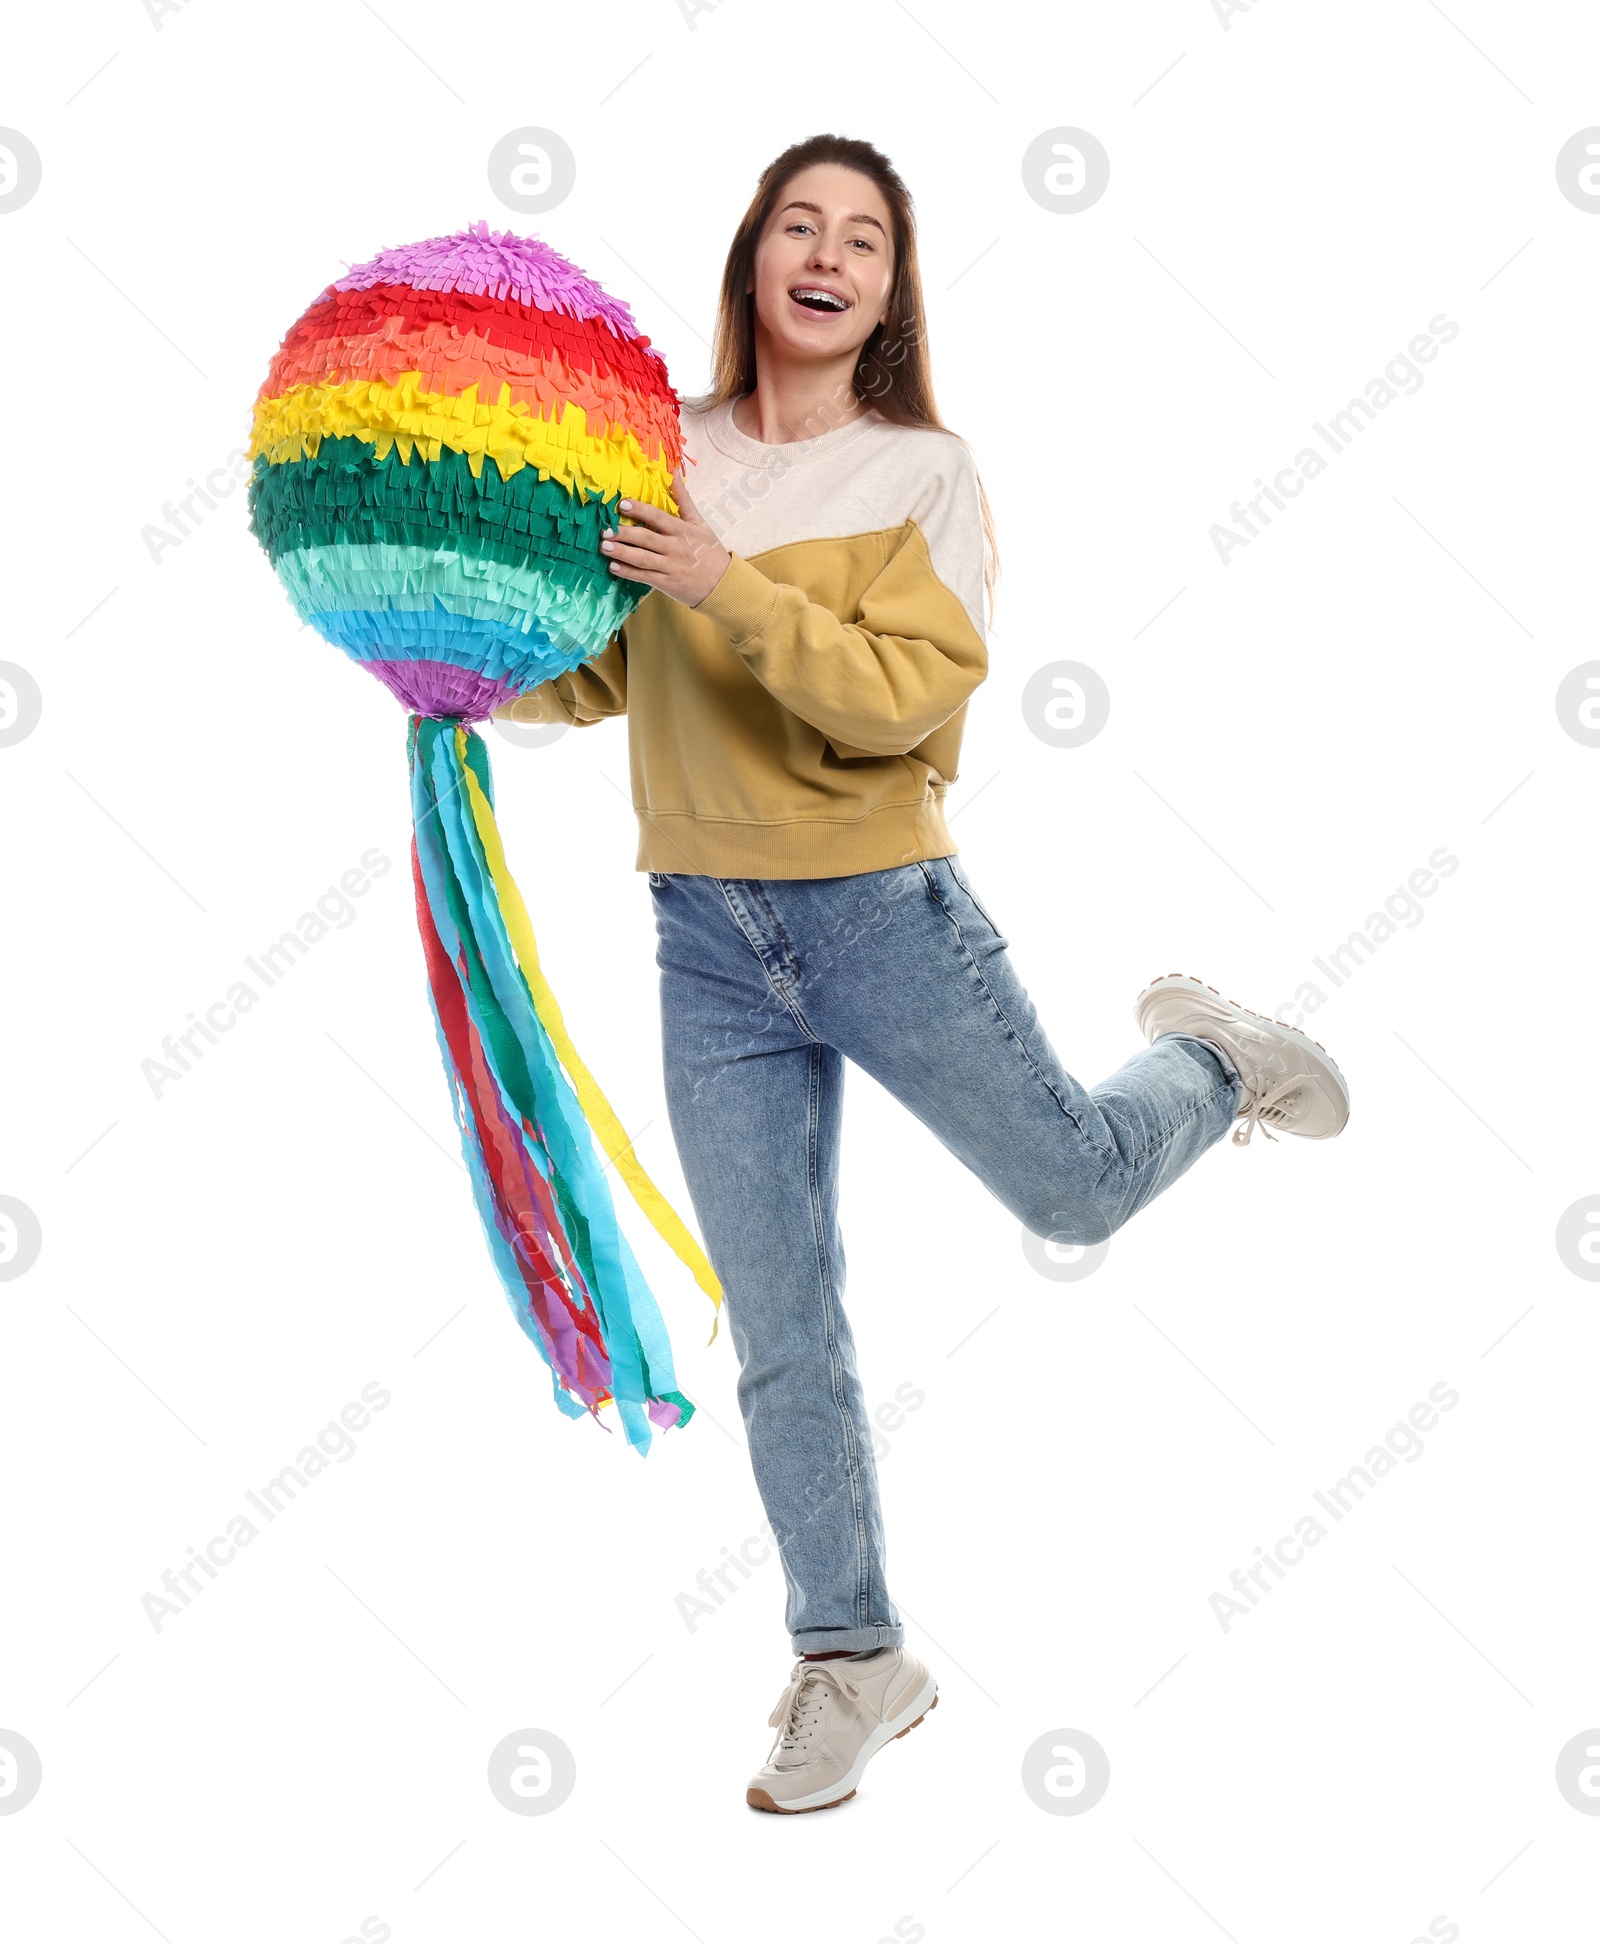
[494, 132, 1349, 1815]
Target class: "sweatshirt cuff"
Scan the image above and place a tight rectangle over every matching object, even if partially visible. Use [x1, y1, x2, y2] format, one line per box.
[691, 552, 780, 644]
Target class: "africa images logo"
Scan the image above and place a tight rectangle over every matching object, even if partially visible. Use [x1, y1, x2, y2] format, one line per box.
[1209, 315, 1460, 565]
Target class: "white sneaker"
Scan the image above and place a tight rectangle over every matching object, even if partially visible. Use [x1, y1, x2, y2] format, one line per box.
[746, 1647, 938, 1814]
[1134, 972, 1351, 1145]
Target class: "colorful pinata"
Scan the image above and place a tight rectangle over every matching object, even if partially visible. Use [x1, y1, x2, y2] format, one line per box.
[246, 222, 720, 1453]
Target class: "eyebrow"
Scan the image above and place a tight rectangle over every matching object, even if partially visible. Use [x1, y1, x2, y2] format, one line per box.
[778, 199, 887, 237]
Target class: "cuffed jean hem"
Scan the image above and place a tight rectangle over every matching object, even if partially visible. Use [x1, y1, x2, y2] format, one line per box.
[791, 1621, 905, 1656]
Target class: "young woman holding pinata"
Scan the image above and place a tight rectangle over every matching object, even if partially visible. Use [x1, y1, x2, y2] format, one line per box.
[497, 132, 1349, 1815]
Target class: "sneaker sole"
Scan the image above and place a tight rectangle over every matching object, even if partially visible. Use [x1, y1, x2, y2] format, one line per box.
[1134, 972, 1351, 1136]
[746, 1683, 939, 1814]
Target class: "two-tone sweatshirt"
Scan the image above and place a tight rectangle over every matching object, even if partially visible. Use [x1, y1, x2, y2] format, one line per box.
[492, 395, 989, 878]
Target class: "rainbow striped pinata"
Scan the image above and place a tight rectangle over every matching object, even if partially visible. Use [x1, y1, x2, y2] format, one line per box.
[245, 222, 721, 1453]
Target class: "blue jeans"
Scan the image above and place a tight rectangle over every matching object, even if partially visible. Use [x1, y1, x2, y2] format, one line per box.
[649, 857, 1243, 1655]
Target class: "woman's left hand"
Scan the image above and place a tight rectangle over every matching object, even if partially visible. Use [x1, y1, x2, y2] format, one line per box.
[601, 468, 732, 608]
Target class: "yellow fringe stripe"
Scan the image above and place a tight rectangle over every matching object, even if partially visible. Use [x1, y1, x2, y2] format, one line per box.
[250, 377, 677, 504]
[456, 732, 724, 1342]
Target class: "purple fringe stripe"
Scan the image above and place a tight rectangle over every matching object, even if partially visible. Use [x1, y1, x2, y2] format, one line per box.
[328, 219, 652, 347]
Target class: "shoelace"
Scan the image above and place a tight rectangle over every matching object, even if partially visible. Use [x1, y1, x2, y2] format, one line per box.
[767, 1660, 863, 1758]
[1232, 1073, 1303, 1147]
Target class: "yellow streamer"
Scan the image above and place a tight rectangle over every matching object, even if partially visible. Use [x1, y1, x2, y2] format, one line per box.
[456, 731, 723, 1343]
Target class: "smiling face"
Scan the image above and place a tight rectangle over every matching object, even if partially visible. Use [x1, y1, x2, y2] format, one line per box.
[746, 162, 896, 378]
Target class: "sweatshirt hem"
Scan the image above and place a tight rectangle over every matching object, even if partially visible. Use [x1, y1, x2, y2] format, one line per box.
[634, 798, 957, 879]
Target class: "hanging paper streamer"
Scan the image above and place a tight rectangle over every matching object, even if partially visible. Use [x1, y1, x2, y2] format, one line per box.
[246, 222, 721, 1453]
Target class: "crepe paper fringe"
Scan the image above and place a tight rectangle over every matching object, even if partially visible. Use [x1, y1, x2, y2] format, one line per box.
[277, 283, 677, 404]
[332, 222, 653, 343]
[249, 379, 679, 503]
[374, 660, 516, 721]
[273, 540, 634, 654]
[267, 331, 681, 468]
[309, 615, 563, 706]
[247, 438, 630, 586]
[264, 314, 682, 465]
[409, 717, 711, 1453]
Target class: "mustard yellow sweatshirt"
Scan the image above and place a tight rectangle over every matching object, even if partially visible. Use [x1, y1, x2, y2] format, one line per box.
[492, 396, 989, 878]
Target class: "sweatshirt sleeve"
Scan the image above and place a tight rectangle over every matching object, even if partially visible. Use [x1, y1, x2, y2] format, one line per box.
[688, 441, 988, 759]
[491, 629, 628, 727]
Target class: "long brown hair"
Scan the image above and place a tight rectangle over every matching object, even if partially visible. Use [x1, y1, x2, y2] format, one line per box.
[684, 133, 1000, 621]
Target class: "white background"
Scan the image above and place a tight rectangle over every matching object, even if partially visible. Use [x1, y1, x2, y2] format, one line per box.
[2, 1, 1596, 1939]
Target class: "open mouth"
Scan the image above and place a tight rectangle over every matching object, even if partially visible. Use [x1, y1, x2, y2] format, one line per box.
[788, 286, 850, 315]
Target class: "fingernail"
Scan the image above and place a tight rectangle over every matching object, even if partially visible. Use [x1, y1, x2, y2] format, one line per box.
[618, 499, 631, 511]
